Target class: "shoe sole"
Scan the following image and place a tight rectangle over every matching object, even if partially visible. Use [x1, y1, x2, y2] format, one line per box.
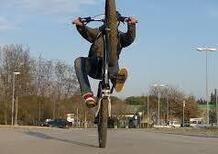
[85, 97, 97, 108]
[114, 68, 128, 92]
[86, 103, 97, 108]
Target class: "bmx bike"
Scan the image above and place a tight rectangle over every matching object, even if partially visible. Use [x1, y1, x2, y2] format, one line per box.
[79, 0, 131, 148]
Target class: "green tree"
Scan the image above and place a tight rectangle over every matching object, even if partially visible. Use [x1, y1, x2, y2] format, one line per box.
[125, 96, 146, 105]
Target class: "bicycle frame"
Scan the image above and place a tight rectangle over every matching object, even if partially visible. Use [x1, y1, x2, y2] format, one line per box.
[95, 24, 112, 119]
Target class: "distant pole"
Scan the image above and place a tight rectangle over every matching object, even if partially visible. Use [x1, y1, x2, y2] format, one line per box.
[206, 51, 209, 124]
[14, 72, 20, 126]
[182, 100, 185, 127]
[215, 89, 218, 126]
[84, 110, 87, 128]
[196, 47, 216, 125]
[53, 99, 56, 119]
[76, 108, 79, 127]
[157, 92, 160, 125]
[153, 84, 168, 125]
[11, 72, 20, 126]
[147, 95, 150, 123]
[166, 96, 169, 123]
[14, 97, 19, 126]
[11, 73, 16, 126]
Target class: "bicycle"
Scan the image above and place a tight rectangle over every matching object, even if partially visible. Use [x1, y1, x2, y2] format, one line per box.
[78, 0, 131, 148]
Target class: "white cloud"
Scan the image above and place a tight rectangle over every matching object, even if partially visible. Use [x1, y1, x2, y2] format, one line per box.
[0, 17, 16, 31]
[1, 0, 100, 15]
[0, 0, 102, 30]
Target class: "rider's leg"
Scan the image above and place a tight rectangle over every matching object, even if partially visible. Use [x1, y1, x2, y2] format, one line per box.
[74, 57, 91, 94]
[74, 57, 102, 108]
[109, 59, 128, 92]
[109, 58, 119, 79]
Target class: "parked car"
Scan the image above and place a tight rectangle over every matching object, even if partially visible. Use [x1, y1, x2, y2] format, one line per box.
[190, 118, 205, 128]
[40, 119, 53, 127]
[181, 122, 190, 127]
[42, 119, 71, 128]
[168, 120, 181, 128]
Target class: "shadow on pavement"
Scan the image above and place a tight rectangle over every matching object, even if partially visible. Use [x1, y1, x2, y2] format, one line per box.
[25, 131, 99, 148]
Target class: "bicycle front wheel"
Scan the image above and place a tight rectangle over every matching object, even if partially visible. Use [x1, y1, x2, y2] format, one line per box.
[105, 0, 118, 67]
[98, 98, 108, 148]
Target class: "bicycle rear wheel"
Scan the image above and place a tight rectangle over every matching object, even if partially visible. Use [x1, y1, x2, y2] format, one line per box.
[98, 98, 108, 148]
[105, 0, 118, 67]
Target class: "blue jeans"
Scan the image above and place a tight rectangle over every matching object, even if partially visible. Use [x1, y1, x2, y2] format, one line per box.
[74, 56, 119, 95]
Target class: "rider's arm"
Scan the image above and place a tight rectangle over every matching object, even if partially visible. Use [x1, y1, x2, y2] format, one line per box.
[120, 17, 136, 48]
[120, 23, 136, 48]
[76, 25, 99, 43]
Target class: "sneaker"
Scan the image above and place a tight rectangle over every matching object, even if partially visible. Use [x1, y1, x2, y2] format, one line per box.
[83, 92, 97, 108]
[114, 68, 128, 92]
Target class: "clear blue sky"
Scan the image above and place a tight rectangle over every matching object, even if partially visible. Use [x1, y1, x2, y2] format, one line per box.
[1, 0, 218, 99]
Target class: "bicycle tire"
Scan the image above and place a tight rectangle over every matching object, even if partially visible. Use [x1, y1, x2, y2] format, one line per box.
[98, 98, 108, 148]
[105, 0, 118, 67]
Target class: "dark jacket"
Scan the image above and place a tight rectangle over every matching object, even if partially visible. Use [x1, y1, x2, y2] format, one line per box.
[76, 23, 136, 59]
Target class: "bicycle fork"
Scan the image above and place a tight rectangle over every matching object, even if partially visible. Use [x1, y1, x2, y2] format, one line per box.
[95, 88, 112, 118]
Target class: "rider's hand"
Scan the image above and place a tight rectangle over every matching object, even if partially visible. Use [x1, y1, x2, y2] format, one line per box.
[127, 17, 137, 24]
[72, 17, 84, 26]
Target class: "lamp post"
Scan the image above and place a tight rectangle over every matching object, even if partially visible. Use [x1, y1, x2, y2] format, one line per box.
[153, 84, 167, 125]
[196, 47, 216, 125]
[215, 89, 218, 126]
[147, 94, 150, 124]
[138, 112, 143, 128]
[182, 100, 186, 127]
[11, 71, 20, 126]
[166, 95, 169, 124]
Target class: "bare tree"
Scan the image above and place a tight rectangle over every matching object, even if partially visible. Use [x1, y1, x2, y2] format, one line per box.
[52, 61, 79, 118]
[149, 85, 201, 122]
[32, 56, 54, 121]
[0, 44, 80, 125]
[0, 44, 33, 124]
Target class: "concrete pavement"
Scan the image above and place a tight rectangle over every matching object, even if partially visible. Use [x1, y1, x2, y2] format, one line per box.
[0, 127, 218, 154]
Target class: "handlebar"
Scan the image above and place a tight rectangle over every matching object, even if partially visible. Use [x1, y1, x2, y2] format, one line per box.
[79, 16, 134, 24]
[79, 17, 104, 23]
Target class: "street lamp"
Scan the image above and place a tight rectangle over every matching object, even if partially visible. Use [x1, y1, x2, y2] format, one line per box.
[11, 71, 20, 126]
[166, 94, 169, 124]
[196, 47, 216, 125]
[182, 100, 186, 127]
[153, 84, 168, 125]
[138, 112, 143, 128]
[146, 93, 150, 124]
[215, 89, 218, 126]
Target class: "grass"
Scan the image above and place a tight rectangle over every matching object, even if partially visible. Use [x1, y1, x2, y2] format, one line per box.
[146, 127, 218, 138]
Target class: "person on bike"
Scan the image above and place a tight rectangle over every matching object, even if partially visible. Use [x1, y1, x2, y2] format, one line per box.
[73, 12, 137, 108]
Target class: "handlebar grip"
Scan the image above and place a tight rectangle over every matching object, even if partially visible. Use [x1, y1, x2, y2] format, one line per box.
[119, 16, 138, 23]
[80, 17, 92, 23]
[118, 16, 129, 22]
